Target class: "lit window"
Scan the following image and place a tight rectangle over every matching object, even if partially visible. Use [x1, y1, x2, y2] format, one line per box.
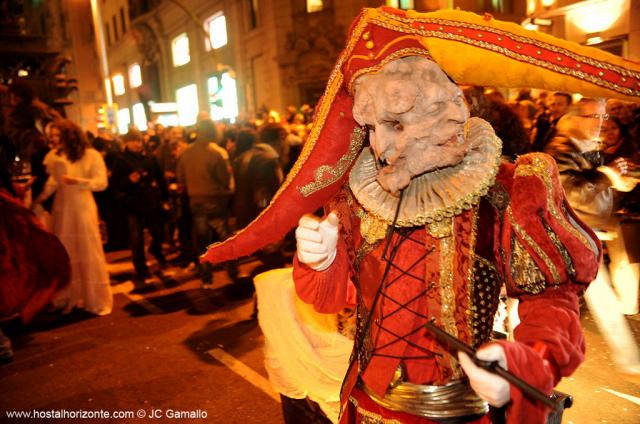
[129, 63, 142, 88]
[386, 0, 414, 9]
[132, 103, 147, 131]
[400, 0, 414, 9]
[117, 107, 130, 135]
[205, 13, 227, 51]
[172, 33, 190, 67]
[176, 84, 199, 126]
[306, 0, 323, 13]
[207, 72, 238, 123]
[112, 73, 125, 96]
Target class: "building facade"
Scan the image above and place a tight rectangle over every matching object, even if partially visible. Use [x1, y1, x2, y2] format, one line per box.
[525, 0, 640, 60]
[96, 0, 549, 133]
[0, 0, 103, 132]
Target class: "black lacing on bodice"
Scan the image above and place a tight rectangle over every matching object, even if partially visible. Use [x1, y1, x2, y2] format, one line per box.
[345, 191, 442, 395]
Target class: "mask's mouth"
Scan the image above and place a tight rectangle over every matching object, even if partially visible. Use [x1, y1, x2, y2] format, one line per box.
[437, 128, 465, 147]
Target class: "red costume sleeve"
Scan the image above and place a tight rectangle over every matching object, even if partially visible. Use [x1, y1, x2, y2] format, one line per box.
[293, 187, 358, 314]
[492, 154, 601, 423]
[495, 286, 584, 423]
[293, 238, 354, 314]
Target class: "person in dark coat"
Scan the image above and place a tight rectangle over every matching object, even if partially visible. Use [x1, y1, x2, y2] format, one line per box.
[110, 130, 168, 280]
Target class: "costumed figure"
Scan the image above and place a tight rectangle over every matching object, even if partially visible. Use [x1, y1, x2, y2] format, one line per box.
[202, 7, 640, 424]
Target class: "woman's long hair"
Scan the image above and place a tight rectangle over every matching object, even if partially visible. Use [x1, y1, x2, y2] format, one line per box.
[54, 119, 90, 163]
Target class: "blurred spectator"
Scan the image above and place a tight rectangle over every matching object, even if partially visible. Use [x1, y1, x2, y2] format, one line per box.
[4, 80, 54, 206]
[259, 123, 289, 170]
[177, 119, 235, 287]
[156, 126, 190, 260]
[223, 127, 239, 160]
[32, 119, 112, 316]
[110, 130, 168, 281]
[531, 92, 572, 152]
[232, 127, 285, 268]
[463, 86, 529, 161]
[544, 99, 639, 371]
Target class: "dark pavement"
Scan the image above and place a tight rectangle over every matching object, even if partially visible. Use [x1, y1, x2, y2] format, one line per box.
[1, 251, 639, 423]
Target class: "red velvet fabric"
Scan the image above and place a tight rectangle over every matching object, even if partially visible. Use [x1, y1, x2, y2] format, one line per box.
[293, 157, 599, 423]
[0, 190, 70, 322]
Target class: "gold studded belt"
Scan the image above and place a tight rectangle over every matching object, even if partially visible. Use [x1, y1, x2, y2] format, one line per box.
[361, 378, 489, 422]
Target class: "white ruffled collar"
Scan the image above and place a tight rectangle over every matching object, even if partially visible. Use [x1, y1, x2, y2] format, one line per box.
[348, 118, 502, 227]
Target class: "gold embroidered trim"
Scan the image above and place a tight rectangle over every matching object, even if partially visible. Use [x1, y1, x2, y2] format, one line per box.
[427, 217, 453, 239]
[511, 236, 547, 294]
[438, 224, 462, 378]
[207, 10, 373, 249]
[375, 11, 640, 85]
[368, 12, 639, 97]
[543, 220, 576, 278]
[348, 396, 403, 424]
[466, 210, 479, 345]
[514, 154, 593, 252]
[348, 47, 431, 93]
[359, 209, 389, 245]
[507, 206, 560, 284]
[299, 126, 366, 197]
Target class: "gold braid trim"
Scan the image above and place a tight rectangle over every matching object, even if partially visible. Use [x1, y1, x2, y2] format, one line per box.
[438, 222, 462, 378]
[466, 210, 479, 346]
[348, 47, 431, 94]
[507, 206, 561, 285]
[378, 10, 640, 80]
[349, 396, 403, 424]
[299, 126, 366, 196]
[205, 11, 374, 249]
[363, 11, 639, 97]
[511, 236, 547, 294]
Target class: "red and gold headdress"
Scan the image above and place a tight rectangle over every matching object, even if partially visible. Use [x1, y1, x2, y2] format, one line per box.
[202, 6, 640, 264]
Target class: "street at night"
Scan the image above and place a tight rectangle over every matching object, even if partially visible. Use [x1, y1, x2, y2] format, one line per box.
[1, 251, 639, 423]
[2, 1, 640, 423]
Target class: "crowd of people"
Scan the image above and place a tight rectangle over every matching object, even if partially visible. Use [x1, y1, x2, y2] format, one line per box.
[1, 77, 638, 368]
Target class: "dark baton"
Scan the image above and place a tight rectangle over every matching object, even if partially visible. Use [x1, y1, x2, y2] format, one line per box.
[424, 320, 559, 410]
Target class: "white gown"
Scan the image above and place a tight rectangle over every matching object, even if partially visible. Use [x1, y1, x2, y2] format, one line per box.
[40, 148, 113, 316]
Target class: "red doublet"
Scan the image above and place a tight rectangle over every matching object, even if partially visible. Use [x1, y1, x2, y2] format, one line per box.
[293, 154, 601, 424]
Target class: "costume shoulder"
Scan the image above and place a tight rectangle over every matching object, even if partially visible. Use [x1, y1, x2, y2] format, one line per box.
[492, 153, 601, 296]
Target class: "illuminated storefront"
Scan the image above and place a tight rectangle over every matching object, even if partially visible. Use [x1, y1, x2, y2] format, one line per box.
[207, 72, 238, 123]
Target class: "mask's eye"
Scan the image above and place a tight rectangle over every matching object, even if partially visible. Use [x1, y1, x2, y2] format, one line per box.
[383, 120, 403, 131]
[425, 101, 444, 115]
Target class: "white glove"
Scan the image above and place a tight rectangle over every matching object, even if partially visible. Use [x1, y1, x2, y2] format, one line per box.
[458, 344, 511, 407]
[295, 212, 339, 271]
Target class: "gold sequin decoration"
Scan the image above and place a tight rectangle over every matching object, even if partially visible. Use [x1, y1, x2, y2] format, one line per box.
[427, 217, 453, 238]
[359, 210, 389, 244]
[511, 236, 547, 294]
[507, 206, 560, 284]
[465, 210, 479, 346]
[299, 126, 366, 196]
[438, 225, 462, 378]
[470, 256, 502, 348]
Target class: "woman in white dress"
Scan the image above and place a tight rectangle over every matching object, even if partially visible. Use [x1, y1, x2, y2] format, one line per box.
[33, 119, 112, 316]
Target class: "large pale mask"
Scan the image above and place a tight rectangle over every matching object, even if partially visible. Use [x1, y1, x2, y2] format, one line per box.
[352, 56, 470, 195]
